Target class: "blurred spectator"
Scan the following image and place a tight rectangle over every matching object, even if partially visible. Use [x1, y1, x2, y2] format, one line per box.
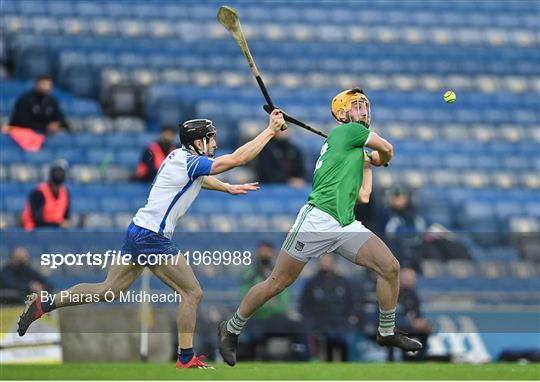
[22, 160, 70, 231]
[395, 268, 433, 361]
[300, 255, 355, 361]
[255, 129, 306, 188]
[382, 186, 426, 272]
[383, 186, 472, 263]
[0, 246, 51, 303]
[133, 125, 177, 182]
[420, 224, 473, 261]
[384, 185, 427, 236]
[239, 242, 308, 361]
[8, 75, 70, 135]
[241, 242, 290, 320]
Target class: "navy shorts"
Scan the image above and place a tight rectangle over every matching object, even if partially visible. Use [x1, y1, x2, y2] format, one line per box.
[121, 222, 180, 266]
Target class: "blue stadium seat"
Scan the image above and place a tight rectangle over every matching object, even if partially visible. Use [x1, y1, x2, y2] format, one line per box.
[14, 44, 52, 78]
[18, 0, 47, 16]
[101, 197, 131, 213]
[71, 197, 99, 213]
[116, 150, 139, 167]
[47, 1, 76, 17]
[43, 134, 73, 150]
[72, 134, 103, 147]
[76, 2, 104, 17]
[22, 150, 54, 164]
[1, 147, 24, 164]
[495, 201, 523, 221]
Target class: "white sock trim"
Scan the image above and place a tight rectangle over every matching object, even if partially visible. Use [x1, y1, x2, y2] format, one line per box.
[378, 329, 395, 337]
[235, 310, 248, 321]
[226, 310, 249, 335]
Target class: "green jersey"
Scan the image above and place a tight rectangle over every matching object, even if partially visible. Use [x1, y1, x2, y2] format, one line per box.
[307, 122, 371, 226]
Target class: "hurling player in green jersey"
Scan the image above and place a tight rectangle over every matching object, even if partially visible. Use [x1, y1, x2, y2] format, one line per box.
[219, 88, 422, 366]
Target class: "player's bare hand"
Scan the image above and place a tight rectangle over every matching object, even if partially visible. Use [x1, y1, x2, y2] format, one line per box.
[363, 150, 372, 168]
[268, 109, 287, 133]
[228, 182, 260, 195]
[367, 151, 385, 167]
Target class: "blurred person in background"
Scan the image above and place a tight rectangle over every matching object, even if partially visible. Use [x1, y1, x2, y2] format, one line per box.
[382, 186, 426, 273]
[383, 186, 472, 263]
[21, 160, 70, 231]
[354, 193, 378, 232]
[255, 128, 306, 188]
[419, 224, 473, 262]
[241, 242, 290, 323]
[239, 242, 308, 361]
[0, 246, 51, 303]
[300, 254, 355, 361]
[8, 75, 70, 135]
[394, 267, 432, 361]
[383, 185, 426, 236]
[133, 125, 177, 182]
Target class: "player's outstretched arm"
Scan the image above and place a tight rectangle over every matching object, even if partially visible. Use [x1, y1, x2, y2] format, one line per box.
[202, 176, 260, 195]
[366, 132, 393, 166]
[209, 109, 285, 175]
[358, 151, 373, 203]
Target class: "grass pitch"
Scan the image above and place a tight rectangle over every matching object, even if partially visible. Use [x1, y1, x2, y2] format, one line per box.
[1, 362, 539, 380]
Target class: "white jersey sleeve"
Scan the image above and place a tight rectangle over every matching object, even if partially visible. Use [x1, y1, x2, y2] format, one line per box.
[133, 149, 214, 238]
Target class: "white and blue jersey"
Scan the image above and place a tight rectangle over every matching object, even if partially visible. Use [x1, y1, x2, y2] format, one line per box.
[122, 148, 213, 264]
[133, 148, 214, 238]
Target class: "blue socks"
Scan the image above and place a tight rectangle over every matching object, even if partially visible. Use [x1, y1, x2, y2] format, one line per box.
[178, 348, 194, 364]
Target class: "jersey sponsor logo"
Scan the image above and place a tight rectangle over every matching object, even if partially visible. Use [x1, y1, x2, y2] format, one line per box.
[295, 241, 305, 252]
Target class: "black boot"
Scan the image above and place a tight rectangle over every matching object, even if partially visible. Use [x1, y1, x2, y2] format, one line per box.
[376, 329, 423, 352]
[218, 320, 239, 366]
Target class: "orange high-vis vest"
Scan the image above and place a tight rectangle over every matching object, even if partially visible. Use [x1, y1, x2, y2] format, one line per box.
[135, 142, 170, 178]
[22, 183, 69, 231]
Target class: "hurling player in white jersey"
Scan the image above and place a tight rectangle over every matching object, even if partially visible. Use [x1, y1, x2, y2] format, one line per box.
[17, 109, 286, 369]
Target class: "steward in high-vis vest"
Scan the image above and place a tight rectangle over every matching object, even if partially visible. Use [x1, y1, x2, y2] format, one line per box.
[134, 125, 177, 182]
[22, 161, 70, 231]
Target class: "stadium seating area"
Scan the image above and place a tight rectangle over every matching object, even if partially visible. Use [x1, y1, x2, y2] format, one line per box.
[1, 0, 539, 298]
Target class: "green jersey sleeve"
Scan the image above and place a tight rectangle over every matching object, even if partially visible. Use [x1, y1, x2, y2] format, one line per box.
[348, 122, 371, 148]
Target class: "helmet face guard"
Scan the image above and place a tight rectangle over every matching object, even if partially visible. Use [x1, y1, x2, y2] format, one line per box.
[331, 87, 371, 128]
[350, 97, 371, 128]
[179, 119, 217, 157]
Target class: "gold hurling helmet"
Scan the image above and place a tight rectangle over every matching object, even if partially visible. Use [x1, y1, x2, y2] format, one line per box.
[331, 87, 371, 127]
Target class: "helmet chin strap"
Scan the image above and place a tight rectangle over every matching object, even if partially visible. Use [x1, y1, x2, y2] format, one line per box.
[189, 144, 202, 156]
[190, 138, 211, 157]
[202, 139, 209, 156]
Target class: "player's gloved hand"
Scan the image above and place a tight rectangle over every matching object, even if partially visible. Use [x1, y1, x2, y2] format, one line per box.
[268, 108, 287, 132]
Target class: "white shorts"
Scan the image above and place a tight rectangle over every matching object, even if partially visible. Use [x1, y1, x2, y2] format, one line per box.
[281, 204, 374, 263]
